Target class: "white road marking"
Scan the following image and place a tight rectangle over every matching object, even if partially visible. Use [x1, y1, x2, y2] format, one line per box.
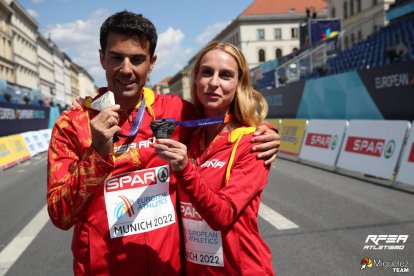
[0, 205, 49, 276]
[259, 203, 299, 230]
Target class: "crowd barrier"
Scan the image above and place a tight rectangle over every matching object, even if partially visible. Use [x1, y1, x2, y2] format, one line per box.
[0, 129, 51, 171]
[1, 120, 413, 189]
[269, 119, 414, 188]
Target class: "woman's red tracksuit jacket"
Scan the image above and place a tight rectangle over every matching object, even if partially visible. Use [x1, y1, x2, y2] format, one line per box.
[172, 127, 275, 275]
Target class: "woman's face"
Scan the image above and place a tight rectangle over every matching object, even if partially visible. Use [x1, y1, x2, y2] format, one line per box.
[196, 49, 239, 117]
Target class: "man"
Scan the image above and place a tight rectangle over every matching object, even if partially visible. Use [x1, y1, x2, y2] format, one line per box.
[47, 11, 279, 275]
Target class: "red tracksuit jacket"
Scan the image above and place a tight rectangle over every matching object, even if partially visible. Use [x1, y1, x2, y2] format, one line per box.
[172, 127, 275, 275]
[47, 88, 195, 275]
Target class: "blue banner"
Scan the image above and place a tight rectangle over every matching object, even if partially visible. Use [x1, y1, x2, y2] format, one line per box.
[0, 102, 52, 136]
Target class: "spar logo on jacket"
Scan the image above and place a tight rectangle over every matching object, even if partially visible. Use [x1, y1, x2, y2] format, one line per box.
[180, 202, 202, 221]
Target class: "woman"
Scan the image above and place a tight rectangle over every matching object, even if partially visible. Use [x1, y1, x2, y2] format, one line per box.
[153, 41, 274, 275]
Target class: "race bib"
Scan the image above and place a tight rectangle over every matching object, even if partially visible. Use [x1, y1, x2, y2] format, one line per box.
[104, 166, 175, 238]
[181, 202, 224, 267]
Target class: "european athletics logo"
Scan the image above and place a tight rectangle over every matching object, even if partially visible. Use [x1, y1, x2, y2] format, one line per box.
[114, 195, 135, 219]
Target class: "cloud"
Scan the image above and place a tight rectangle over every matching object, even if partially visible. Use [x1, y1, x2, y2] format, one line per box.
[44, 9, 110, 86]
[43, 10, 194, 86]
[27, 9, 39, 18]
[196, 21, 230, 45]
[151, 27, 194, 82]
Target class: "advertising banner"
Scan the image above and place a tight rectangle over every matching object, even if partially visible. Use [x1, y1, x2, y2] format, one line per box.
[299, 120, 348, 167]
[30, 131, 48, 153]
[266, 119, 282, 131]
[38, 129, 52, 145]
[0, 102, 50, 136]
[261, 80, 306, 119]
[21, 131, 40, 157]
[278, 119, 308, 159]
[396, 124, 414, 186]
[7, 134, 31, 163]
[358, 60, 414, 121]
[0, 137, 18, 170]
[336, 120, 409, 180]
[309, 19, 341, 45]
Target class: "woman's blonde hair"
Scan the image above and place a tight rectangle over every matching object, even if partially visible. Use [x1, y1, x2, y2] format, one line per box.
[191, 41, 268, 127]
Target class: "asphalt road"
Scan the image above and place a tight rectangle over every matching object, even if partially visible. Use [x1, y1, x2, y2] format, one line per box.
[0, 153, 413, 275]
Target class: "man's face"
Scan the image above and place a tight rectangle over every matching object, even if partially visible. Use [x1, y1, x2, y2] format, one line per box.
[100, 32, 157, 108]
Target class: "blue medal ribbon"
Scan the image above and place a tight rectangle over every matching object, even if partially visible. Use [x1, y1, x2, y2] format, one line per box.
[149, 114, 232, 139]
[152, 114, 232, 128]
[113, 96, 146, 142]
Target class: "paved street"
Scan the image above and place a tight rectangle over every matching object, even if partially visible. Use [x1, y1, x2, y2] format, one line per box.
[1, 153, 413, 275]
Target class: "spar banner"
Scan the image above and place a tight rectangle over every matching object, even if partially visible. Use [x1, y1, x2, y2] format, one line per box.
[396, 123, 414, 186]
[299, 120, 348, 167]
[336, 120, 409, 180]
[358, 60, 414, 121]
[0, 102, 50, 136]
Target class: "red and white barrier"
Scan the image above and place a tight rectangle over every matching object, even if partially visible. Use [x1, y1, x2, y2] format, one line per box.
[396, 124, 414, 186]
[336, 120, 409, 180]
[299, 120, 348, 167]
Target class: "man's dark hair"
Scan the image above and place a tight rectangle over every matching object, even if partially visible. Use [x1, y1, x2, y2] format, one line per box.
[100, 11, 158, 58]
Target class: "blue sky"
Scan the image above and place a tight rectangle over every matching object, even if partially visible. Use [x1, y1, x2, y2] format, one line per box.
[19, 0, 254, 87]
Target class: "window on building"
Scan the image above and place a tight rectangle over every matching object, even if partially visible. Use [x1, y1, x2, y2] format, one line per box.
[373, 24, 378, 33]
[372, 0, 377, 5]
[357, 0, 361, 12]
[351, 33, 355, 47]
[291, 28, 299, 39]
[358, 30, 363, 42]
[258, 49, 266, 62]
[350, 0, 354, 16]
[257, 29, 265, 40]
[344, 36, 349, 49]
[343, 1, 348, 19]
[274, 28, 282, 39]
[276, 48, 283, 59]
[331, 7, 336, 18]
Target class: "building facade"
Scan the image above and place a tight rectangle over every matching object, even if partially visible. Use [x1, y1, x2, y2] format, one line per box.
[0, 0, 96, 106]
[37, 34, 55, 105]
[63, 53, 72, 105]
[168, 66, 191, 102]
[52, 47, 65, 106]
[70, 62, 80, 101]
[152, 76, 172, 95]
[168, 0, 328, 99]
[78, 66, 96, 99]
[8, 0, 39, 92]
[0, 0, 14, 85]
[208, 0, 328, 71]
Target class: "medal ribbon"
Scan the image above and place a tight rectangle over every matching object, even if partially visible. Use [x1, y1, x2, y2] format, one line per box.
[113, 96, 146, 142]
[153, 114, 232, 128]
